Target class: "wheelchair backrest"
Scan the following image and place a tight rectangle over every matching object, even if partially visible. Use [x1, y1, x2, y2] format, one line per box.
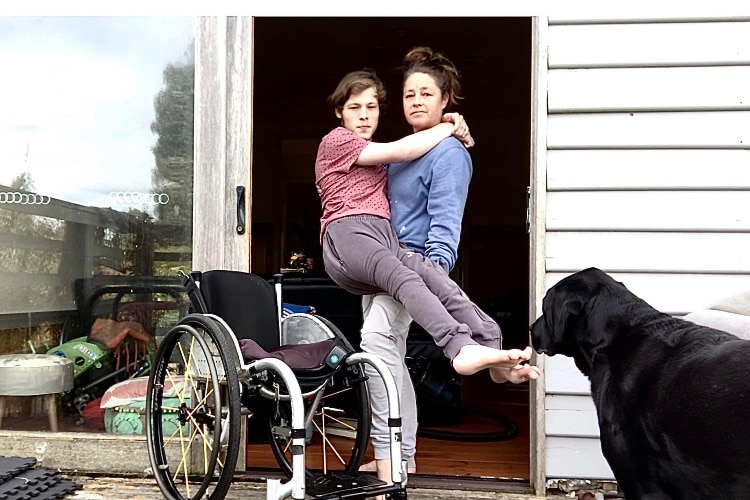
[186, 270, 281, 353]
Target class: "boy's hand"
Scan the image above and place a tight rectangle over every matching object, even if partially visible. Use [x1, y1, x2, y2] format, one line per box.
[442, 112, 475, 148]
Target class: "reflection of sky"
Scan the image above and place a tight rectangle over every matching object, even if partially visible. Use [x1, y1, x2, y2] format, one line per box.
[0, 17, 194, 210]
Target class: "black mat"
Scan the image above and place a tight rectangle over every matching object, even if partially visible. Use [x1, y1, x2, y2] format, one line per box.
[307, 471, 389, 498]
[0, 456, 81, 500]
[0, 456, 36, 481]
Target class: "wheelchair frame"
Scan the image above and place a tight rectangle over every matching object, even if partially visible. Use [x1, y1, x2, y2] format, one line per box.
[145, 271, 408, 500]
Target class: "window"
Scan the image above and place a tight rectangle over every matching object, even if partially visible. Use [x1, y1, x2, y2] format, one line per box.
[0, 17, 195, 434]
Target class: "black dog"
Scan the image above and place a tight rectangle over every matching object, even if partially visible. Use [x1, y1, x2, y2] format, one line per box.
[530, 267, 750, 499]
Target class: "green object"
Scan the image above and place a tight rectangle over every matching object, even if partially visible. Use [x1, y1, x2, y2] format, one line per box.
[104, 398, 185, 435]
[47, 337, 109, 378]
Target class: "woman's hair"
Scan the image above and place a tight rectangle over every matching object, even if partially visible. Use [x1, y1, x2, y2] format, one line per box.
[402, 46, 463, 107]
[327, 68, 387, 112]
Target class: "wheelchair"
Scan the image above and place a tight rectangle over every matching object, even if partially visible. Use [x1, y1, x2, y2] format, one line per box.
[145, 269, 408, 500]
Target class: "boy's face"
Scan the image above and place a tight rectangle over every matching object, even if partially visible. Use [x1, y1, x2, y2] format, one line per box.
[336, 86, 380, 140]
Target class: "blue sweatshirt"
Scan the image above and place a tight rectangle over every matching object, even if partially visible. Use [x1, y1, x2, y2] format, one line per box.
[387, 137, 472, 272]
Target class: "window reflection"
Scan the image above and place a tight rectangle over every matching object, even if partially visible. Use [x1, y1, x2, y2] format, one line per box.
[0, 17, 194, 434]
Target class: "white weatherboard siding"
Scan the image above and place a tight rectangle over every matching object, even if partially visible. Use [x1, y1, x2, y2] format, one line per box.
[545, 273, 750, 317]
[548, 111, 750, 149]
[547, 191, 750, 231]
[546, 232, 750, 275]
[548, 21, 750, 68]
[543, 16, 750, 481]
[549, 67, 750, 112]
[548, 150, 750, 190]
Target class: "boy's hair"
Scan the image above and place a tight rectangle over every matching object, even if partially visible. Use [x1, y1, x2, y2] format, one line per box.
[328, 68, 387, 112]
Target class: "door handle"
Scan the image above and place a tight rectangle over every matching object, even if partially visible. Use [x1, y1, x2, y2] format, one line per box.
[236, 185, 246, 235]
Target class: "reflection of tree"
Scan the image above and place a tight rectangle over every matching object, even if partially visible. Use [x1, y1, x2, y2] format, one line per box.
[0, 173, 65, 317]
[150, 42, 195, 238]
[0, 173, 61, 275]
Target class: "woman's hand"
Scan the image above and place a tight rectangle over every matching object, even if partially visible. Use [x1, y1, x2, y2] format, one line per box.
[442, 112, 475, 148]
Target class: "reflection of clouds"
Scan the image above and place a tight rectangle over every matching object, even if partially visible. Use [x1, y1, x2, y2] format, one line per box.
[0, 17, 194, 208]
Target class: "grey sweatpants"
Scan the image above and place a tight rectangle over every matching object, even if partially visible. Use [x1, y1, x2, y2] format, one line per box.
[322, 214, 501, 360]
[360, 293, 417, 467]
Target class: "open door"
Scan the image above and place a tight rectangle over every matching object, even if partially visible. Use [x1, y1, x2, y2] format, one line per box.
[249, 17, 534, 489]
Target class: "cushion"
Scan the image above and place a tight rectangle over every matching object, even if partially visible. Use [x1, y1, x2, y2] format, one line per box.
[100, 376, 184, 409]
[683, 310, 750, 341]
[709, 290, 750, 316]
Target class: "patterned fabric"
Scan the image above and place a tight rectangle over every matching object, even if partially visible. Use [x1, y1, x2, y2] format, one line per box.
[315, 127, 390, 239]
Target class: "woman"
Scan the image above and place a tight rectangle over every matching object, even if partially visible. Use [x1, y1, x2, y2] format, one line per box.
[355, 48, 541, 484]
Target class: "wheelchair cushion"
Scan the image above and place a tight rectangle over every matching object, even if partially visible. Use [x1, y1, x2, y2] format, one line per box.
[197, 270, 281, 352]
[239, 337, 341, 370]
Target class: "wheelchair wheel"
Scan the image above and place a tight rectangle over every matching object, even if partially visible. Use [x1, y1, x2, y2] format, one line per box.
[146, 314, 242, 500]
[267, 360, 372, 477]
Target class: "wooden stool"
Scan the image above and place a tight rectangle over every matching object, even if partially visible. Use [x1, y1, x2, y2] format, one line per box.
[0, 354, 74, 432]
[0, 393, 62, 431]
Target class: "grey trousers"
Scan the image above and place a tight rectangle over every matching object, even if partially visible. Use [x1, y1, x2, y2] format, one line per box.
[322, 215, 501, 360]
[360, 293, 417, 467]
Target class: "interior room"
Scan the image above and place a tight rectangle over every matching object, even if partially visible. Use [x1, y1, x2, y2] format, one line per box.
[249, 17, 532, 484]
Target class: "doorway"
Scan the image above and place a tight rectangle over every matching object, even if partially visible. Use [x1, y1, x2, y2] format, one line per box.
[250, 17, 532, 484]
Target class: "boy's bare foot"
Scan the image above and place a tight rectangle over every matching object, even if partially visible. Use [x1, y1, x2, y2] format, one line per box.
[451, 345, 533, 376]
[489, 363, 541, 383]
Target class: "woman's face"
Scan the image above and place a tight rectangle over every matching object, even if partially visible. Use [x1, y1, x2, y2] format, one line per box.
[336, 86, 380, 140]
[402, 72, 448, 132]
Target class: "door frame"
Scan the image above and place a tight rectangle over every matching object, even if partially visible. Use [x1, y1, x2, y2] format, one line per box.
[194, 17, 253, 273]
[193, 15, 549, 492]
[193, 16, 254, 470]
[529, 15, 549, 496]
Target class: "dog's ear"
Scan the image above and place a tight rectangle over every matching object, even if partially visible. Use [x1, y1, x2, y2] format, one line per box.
[575, 296, 617, 355]
[557, 291, 601, 376]
[552, 295, 583, 339]
[533, 290, 584, 355]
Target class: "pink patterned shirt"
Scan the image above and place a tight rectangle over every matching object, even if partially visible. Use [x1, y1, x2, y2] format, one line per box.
[315, 127, 390, 239]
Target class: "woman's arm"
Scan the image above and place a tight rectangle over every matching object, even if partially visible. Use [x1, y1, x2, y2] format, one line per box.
[424, 146, 472, 271]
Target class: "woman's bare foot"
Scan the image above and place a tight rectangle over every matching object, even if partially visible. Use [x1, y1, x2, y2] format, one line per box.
[359, 459, 415, 500]
[451, 345, 533, 376]
[359, 459, 416, 475]
[359, 459, 378, 472]
[489, 363, 541, 383]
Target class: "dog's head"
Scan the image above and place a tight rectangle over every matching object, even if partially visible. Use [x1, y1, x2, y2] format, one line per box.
[530, 267, 646, 375]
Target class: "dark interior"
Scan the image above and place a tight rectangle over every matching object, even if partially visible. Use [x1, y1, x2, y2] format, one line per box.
[250, 17, 533, 480]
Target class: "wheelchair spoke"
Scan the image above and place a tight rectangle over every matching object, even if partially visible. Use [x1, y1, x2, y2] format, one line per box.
[314, 417, 346, 468]
[265, 362, 372, 477]
[323, 411, 358, 432]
